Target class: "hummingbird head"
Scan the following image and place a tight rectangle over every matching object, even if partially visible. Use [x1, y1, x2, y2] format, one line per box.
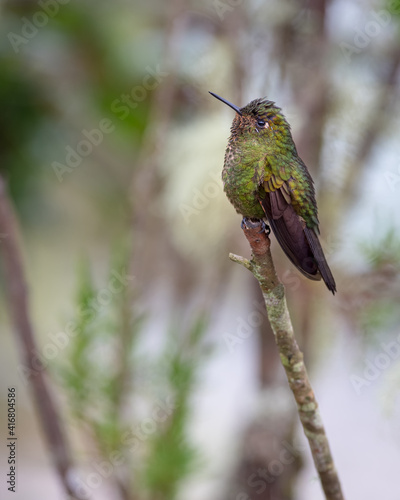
[209, 92, 293, 147]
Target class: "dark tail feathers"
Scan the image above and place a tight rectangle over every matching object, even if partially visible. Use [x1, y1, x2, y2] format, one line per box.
[304, 227, 336, 294]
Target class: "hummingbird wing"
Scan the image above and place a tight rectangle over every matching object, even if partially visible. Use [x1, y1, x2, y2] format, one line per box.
[260, 184, 321, 281]
[259, 169, 336, 293]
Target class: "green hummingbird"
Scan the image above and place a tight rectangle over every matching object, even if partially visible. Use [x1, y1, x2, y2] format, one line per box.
[210, 92, 336, 294]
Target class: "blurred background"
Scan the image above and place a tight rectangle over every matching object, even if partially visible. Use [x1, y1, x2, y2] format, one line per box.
[1, 0, 400, 499]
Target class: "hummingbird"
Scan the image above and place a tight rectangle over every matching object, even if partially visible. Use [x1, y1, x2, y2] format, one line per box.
[210, 92, 336, 294]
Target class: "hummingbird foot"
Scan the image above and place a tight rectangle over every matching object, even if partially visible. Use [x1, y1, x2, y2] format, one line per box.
[258, 219, 270, 236]
[241, 217, 270, 235]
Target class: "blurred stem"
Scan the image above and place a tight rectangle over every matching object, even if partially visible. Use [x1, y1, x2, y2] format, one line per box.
[229, 219, 345, 500]
[223, 6, 248, 104]
[113, 270, 135, 415]
[274, 0, 329, 176]
[295, 0, 330, 176]
[129, 0, 186, 286]
[0, 175, 83, 500]
[110, 274, 137, 500]
[139, 0, 185, 157]
[340, 46, 400, 210]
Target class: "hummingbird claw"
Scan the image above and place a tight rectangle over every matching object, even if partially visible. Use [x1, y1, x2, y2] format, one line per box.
[259, 221, 271, 236]
[258, 220, 271, 235]
[241, 217, 248, 230]
[255, 219, 270, 235]
[241, 217, 270, 235]
[241, 217, 257, 230]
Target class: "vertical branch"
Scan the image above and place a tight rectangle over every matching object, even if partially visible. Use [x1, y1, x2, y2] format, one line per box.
[129, 0, 194, 301]
[273, 0, 330, 176]
[295, 0, 330, 175]
[0, 175, 83, 500]
[229, 219, 345, 500]
[340, 48, 400, 209]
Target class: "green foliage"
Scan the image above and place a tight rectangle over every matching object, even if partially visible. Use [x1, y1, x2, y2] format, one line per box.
[359, 299, 400, 342]
[55, 251, 210, 499]
[386, 0, 400, 20]
[358, 229, 400, 342]
[142, 316, 210, 499]
[56, 253, 142, 453]
[0, 59, 46, 209]
[58, 261, 96, 414]
[51, 3, 153, 136]
[361, 228, 400, 269]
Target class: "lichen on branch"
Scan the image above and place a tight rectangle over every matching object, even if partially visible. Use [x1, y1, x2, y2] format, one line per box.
[230, 218, 345, 500]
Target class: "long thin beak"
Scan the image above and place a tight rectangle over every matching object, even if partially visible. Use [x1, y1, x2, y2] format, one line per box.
[209, 91, 242, 116]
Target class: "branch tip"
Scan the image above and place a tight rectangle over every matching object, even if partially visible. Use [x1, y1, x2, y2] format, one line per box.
[229, 253, 252, 270]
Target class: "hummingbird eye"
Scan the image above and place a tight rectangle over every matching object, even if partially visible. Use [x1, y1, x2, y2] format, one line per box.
[257, 119, 266, 127]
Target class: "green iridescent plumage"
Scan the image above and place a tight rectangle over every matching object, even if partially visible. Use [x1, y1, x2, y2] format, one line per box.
[210, 92, 336, 293]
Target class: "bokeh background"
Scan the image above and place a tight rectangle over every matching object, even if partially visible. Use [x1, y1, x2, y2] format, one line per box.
[1, 0, 400, 499]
